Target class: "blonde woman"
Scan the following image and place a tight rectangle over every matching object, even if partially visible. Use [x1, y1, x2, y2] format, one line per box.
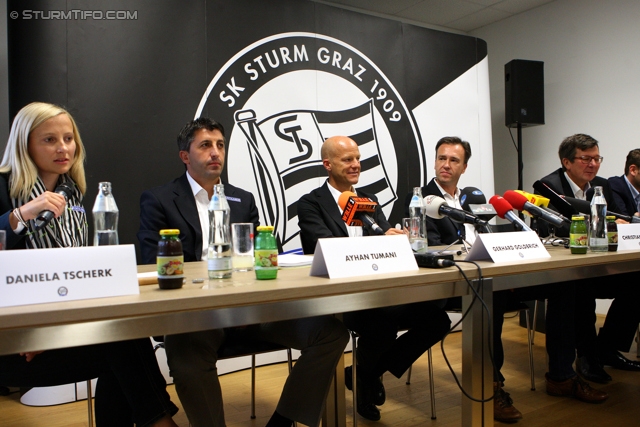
[0, 102, 180, 426]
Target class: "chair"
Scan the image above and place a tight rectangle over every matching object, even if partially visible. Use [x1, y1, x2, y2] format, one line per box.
[348, 330, 436, 426]
[154, 338, 294, 422]
[86, 380, 94, 427]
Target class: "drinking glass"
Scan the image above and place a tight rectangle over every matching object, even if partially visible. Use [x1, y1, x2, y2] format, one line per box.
[403, 217, 427, 253]
[231, 223, 254, 271]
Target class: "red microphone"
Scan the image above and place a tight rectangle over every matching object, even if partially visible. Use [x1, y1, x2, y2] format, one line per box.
[503, 190, 566, 227]
[338, 191, 384, 235]
[489, 195, 532, 231]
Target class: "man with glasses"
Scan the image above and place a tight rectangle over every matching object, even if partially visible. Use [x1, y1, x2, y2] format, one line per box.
[539, 134, 640, 388]
[608, 149, 640, 217]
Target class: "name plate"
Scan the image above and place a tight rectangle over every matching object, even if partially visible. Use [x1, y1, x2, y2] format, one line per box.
[465, 231, 550, 262]
[310, 235, 418, 278]
[0, 245, 140, 307]
[616, 224, 640, 251]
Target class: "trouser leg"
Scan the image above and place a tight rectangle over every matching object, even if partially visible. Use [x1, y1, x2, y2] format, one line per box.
[97, 339, 178, 427]
[244, 316, 349, 427]
[165, 329, 226, 427]
[545, 283, 577, 380]
[595, 275, 640, 353]
[492, 291, 510, 383]
[380, 300, 451, 379]
[343, 308, 398, 375]
[575, 280, 598, 358]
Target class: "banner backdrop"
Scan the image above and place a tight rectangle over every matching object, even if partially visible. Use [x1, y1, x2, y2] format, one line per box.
[7, 0, 493, 255]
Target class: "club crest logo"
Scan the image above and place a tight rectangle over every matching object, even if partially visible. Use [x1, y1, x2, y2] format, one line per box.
[196, 32, 425, 251]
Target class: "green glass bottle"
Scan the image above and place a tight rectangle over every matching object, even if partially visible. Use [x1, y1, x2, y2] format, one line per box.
[255, 225, 278, 279]
[569, 216, 587, 254]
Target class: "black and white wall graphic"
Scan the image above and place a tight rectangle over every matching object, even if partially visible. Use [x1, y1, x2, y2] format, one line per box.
[7, 0, 494, 256]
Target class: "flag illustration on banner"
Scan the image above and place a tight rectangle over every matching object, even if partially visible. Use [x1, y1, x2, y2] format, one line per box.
[234, 99, 396, 246]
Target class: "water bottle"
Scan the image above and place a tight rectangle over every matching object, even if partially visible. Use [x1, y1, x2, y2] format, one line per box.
[408, 187, 428, 253]
[208, 184, 232, 279]
[92, 182, 119, 246]
[589, 186, 608, 252]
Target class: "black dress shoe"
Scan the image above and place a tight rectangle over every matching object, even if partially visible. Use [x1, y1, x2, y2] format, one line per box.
[599, 350, 640, 371]
[371, 375, 385, 406]
[576, 355, 611, 383]
[345, 365, 354, 391]
[356, 403, 381, 421]
[345, 365, 386, 405]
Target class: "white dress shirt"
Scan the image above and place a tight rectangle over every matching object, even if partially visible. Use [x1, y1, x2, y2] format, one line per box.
[186, 172, 214, 261]
[327, 180, 362, 237]
[434, 180, 476, 244]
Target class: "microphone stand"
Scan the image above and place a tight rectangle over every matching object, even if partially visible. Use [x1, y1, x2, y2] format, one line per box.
[435, 238, 471, 255]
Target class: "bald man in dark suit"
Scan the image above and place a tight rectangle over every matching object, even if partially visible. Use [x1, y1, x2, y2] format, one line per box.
[298, 135, 450, 422]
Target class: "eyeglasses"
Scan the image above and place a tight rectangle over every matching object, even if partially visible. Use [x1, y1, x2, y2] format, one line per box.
[573, 155, 604, 164]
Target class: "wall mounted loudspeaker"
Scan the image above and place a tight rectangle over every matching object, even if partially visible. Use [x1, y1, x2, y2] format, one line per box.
[505, 60, 544, 128]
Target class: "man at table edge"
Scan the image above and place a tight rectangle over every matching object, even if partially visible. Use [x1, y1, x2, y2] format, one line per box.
[297, 135, 451, 422]
[137, 117, 349, 427]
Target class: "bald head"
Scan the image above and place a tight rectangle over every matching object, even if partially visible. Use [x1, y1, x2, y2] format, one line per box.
[321, 136, 356, 160]
[322, 136, 361, 192]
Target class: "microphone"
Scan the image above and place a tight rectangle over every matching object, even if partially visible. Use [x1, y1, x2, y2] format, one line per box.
[532, 180, 579, 219]
[489, 195, 533, 231]
[503, 190, 568, 228]
[583, 188, 640, 223]
[423, 195, 488, 226]
[34, 183, 74, 230]
[515, 190, 571, 222]
[561, 195, 639, 223]
[514, 190, 550, 208]
[460, 187, 497, 222]
[338, 191, 385, 235]
[585, 187, 595, 202]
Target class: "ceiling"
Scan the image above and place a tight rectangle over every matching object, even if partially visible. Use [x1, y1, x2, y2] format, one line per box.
[315, 0, 556, 33]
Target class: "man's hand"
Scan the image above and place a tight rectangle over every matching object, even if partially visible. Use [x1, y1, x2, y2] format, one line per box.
[385, 228, 405, 236]
[20, 351, 44, 362]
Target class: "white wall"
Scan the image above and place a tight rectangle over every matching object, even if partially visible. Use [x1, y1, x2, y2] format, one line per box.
[471, 0, 640, 314]
[471, 0, 640, 196]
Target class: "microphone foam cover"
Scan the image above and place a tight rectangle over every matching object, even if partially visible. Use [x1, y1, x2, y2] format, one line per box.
[460, 187, 486, 211]
[338, 191, 357, 210]
[423, 195, 446, 219]
[502, 190, 528, 211]
[489, 195, 514, 219]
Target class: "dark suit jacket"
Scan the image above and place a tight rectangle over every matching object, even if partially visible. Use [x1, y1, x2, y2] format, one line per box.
[137, 172, 259, 264]
[403, 178, 464, 246]
[608, 175, 638, 217]
[539, 168, 619, 237]
[0, 172, 27, 249]
[297, 181, 391, 254]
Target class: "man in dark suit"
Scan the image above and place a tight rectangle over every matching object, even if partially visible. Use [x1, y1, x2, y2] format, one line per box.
[138, 118, 349, 427]
[411, 136, 607, 422]
[540, 133, 640, 384]
[298, 135, 451, 421]
[608, 149, 640, 217]
[403, 136, 469, 246]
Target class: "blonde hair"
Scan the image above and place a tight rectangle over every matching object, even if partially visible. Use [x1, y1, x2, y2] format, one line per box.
[0, 102, 86, 199]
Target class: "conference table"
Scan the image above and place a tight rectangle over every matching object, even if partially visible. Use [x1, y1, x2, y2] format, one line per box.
[1, 246, 639, 427]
